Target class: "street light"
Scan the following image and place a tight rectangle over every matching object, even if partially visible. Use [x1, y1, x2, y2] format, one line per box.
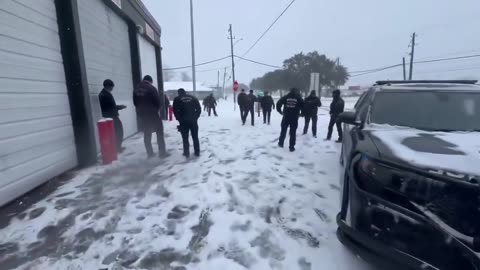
[189, 0, 197, 96]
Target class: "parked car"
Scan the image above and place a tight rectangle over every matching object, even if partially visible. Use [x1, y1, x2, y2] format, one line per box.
[337, 80, 480, 270]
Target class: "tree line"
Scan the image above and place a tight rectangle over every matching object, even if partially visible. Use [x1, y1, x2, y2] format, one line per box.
[250, 51, 349, 95]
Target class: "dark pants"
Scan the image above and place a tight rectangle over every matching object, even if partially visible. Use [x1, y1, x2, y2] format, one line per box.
[113, 117, 124, 151]
[303, 115, 318, 136]
[327, 114, 343, 140]
[263, 109, 271, 124]
[243, 107, 255, 125]
[240, 107, 246, 123]
[144, 124, 166, 157]
[279, 117, 298, 149]
[208, 106, 217, 116]
[180, 121, 200, 156]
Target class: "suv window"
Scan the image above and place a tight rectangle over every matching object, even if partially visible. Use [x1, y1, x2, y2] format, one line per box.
[355, 91, 372, 122]
[370, 91, 480, 131]
[354, 92, 367, 109]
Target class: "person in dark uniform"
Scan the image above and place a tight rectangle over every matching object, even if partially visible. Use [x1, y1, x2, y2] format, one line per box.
[202, 97, 208, 112]
[245, 90, 257, 126]
[237, 89, 247, 124]
[302, 90, 322, 137]
[98, 79, 127, 152]
[277, 88, 304, 152]
[326, 89, 345, 142]
[206, 94, 218, 117]
[260, 91, 275, 125]
[173, 88, 202, 158]
[133, 75, 167, 158]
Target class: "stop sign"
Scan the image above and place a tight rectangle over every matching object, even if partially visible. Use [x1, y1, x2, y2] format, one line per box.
[233, 80, 239, 91]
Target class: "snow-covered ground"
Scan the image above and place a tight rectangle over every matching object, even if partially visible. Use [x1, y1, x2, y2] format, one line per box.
[0, 98, 374, 270]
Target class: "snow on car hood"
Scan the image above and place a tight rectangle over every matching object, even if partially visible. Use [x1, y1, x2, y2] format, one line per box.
[365, 124, 480, 177]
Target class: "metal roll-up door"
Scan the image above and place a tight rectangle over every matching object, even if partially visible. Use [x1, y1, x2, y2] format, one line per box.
[138, 35, 158, 87]
[0, 0, 77, 206]
[78, 0, 137, 147]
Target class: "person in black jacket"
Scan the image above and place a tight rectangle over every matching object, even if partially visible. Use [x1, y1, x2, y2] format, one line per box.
[205, 94, 218, 117]
[245, 90, 257, 126]
[326, 89, 345, 142]
[202, 97, 208, 112]
[237, 89, 247, 124]
[260, 91, 275, 125]
[277, 88, 304, 152]
[98, 79, 127, 152]
[302, 90, 322, 137]
[173, 88, 202, 158]
[133, 75, 167, 158]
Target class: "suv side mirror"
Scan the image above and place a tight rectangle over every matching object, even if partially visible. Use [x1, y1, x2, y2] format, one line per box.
[338, 111, 360, 126]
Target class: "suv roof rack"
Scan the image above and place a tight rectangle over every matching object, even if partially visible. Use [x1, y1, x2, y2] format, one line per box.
[375, 80, 478, 86]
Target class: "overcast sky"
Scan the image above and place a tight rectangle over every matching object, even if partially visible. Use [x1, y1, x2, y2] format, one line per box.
[143, 0, 480, 87]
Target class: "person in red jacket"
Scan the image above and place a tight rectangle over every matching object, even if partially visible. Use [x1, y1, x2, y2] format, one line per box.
[133, 75, 167, 158]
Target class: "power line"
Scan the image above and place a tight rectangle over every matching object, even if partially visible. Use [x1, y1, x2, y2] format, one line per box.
[416, 48, 480, 61]
[241, 0, 297, 58]
[349, 54, 480, 77]
[414, 66, 480, 75]
[350, 63, 403, 74]
[163, 56, 230, 70]
[196, 66, 230, 73]
[416, 54, 480, 64]
[234, 55, 282, 68]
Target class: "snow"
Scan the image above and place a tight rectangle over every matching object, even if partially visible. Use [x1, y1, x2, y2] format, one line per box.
[98, 118, 114, 123]
[365, 124, 480, 176]
[0, 99, 372, 270]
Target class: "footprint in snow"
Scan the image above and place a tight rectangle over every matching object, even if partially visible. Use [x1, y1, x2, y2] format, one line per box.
[282, 226, 320, 248]
[329, 184, 341, 191]
[313, 208, 331, 223]
[313, 192, 325, 199]
[167, 205, 190, 220]
[298, 257, 312, 270]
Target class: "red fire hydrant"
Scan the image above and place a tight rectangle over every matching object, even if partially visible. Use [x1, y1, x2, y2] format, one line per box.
[168, 106, 174, 121]
[97, 119, 117, 165]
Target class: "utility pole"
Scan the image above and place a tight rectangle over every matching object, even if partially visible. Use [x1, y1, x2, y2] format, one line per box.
[409, 32, 416, 80]
[228, 24, 236, 109]
[222, 67, 227, 100]
[402, 57, 407, 80]
[189, 0, 197, 96]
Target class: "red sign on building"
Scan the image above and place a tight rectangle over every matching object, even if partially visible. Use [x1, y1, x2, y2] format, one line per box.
[145, 23, 155, 40]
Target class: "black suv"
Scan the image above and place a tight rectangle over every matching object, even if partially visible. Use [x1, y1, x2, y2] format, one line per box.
[337, 80, 480, 270]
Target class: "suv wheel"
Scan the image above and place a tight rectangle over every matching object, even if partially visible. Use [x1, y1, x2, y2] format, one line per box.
[339, 144, 344, 166]
[340, 169, 352, 226]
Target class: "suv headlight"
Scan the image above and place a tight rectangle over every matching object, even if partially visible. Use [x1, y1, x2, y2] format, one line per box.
[354, 154, 448, 203]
